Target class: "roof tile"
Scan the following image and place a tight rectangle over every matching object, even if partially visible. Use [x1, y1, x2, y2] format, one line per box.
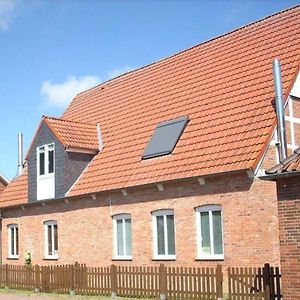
[1, 5, 300, 205]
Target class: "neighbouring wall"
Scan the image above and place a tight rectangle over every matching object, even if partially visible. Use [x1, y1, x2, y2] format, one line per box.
[0, 179, 6, 193]
[1, 173, 280, 269]
[277, 176, 300, 300]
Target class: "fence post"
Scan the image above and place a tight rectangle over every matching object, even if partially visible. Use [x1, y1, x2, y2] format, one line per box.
[111, 264, 117, 298]
[69, 263, 76, 296]
[159, 264, 167, 300]
[263, 263, 271, 300]
[216, 264, 223, 300]
[34, 265, 40, 293]
[5, 264, 8, 289]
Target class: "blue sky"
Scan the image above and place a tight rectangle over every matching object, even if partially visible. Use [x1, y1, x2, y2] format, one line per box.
[0, 0, 299, 180]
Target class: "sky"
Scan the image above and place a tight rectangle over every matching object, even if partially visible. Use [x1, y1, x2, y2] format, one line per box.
[0, 0, 299, 180]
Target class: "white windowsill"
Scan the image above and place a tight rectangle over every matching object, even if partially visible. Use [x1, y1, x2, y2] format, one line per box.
[197, 254, 224, 260]
[38, 173, 54, 179]
[8, 255, 19, 259]
[44, 255, 58, 260]
[113, 256, 133, 261]
[152, 255, 176, 261]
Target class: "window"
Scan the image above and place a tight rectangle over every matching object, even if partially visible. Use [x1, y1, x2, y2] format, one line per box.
[8, 224, 19, 258]
[37, 144, 54, 176]
[44, 221, 58, 259]
[196, 205, 224, 260]
[142, 116, 189, 159]
[152, 209, 176, 259]
[113, 214, 132, 259]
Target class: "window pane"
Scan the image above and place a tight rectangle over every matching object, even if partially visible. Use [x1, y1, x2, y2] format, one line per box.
[54, 224, 58, 252]
[39, 152, 45, 175]
[157, 216, 165, 255]
[48, 149, 54, 174]
[16, 228, 19, 256]
[48, 225, 52, 256]
[212, 211, 223, 254]
[11, 228, 15, 256]
[117, 220, 124, 256]
[200, 211, 211, 254]
[125, 219, 132, 256]
[167, 215, 175, 255]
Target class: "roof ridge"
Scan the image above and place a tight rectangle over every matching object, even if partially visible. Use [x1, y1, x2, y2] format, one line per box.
[43, 115, 97, 126]
[73, 4, 299, 97]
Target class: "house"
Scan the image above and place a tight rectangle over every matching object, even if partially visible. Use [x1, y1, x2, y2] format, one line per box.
[0, 5, 299, 275]
[0, 173, 9, 193]
[262, 148, 300, 300]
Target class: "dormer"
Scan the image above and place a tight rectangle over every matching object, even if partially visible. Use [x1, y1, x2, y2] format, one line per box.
[26, 116, 100, 202]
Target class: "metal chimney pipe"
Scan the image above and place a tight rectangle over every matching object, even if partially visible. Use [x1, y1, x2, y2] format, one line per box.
[273, 59, 287, 161]
[17, 133, 23, 176]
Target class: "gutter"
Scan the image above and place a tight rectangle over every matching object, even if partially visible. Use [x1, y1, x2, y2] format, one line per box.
[259, 170, 300, 181]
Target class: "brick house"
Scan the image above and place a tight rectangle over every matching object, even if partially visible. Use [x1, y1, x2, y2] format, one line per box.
[0, 5, 299, 274]
[263, 148, 300, 300]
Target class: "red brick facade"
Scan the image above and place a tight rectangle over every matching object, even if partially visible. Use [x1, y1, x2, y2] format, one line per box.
[1, 173, 280, 269]
[277, 176, 300, 300]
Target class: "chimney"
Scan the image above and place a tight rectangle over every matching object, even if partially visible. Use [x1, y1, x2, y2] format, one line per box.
[17, 133, 23, 176]
[272, 59, 287, 162]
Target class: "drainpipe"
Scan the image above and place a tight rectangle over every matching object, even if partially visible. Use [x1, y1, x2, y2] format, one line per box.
[17, 133, 23, 176]
[273, 59, 287, 161]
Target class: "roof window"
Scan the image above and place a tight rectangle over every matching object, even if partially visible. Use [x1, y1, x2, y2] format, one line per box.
[142, 116, 189, 159]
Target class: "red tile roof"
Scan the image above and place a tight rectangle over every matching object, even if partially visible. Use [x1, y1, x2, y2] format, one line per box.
[44, 116, 99, 152]
[0, 169, 28, 207]
[266, 147, 300, 174]
[1, 5, 300, 206]
[26, 116, 99, 159]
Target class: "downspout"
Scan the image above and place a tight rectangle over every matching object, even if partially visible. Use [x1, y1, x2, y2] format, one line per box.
[273, 59, 287, 161]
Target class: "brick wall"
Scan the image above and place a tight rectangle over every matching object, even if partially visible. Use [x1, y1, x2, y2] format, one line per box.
[277, 176, 300, 300]
[1, 172, 280, 270]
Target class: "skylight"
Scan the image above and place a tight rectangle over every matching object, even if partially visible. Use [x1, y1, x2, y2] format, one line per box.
[142, 116, 189, 159]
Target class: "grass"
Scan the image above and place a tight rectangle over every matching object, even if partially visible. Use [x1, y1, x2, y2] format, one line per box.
[0, 288, 153, 299]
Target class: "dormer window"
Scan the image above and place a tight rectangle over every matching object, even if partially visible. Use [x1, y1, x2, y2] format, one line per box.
[37, 143, 55, 200]
[27, 116, 99, 202]
[38, 144, 54, 176]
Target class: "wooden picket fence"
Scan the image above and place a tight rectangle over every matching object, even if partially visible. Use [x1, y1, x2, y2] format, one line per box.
[0, 263, 281, 300]
[228, 264, 282, 300]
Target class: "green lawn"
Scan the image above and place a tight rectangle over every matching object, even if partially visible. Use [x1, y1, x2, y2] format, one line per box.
[0, 288, 153, 300]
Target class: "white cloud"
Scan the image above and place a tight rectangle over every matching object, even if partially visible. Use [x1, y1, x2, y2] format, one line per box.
[0, 0, 19, 31]
[107, 65, 134, 79]
[40, 75, 100, 107]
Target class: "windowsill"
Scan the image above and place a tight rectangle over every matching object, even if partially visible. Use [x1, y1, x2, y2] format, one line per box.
[152, 256, 176, 261]
[7, 257, 19, 260]
[38, 174, 54, 179]
[43, 257, 58, 261]
[196, 255, 224, 261]
[112, 257, 133, 261]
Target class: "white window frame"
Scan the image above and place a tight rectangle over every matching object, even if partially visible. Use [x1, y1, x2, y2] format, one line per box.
[37, 143, 55, 178]
[44, 220, 58, 259]
[152, 209, 176, 260]
[196, 205, 224, 260]
[113, 214, 132, 260]
[8, 224, 19, 259]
